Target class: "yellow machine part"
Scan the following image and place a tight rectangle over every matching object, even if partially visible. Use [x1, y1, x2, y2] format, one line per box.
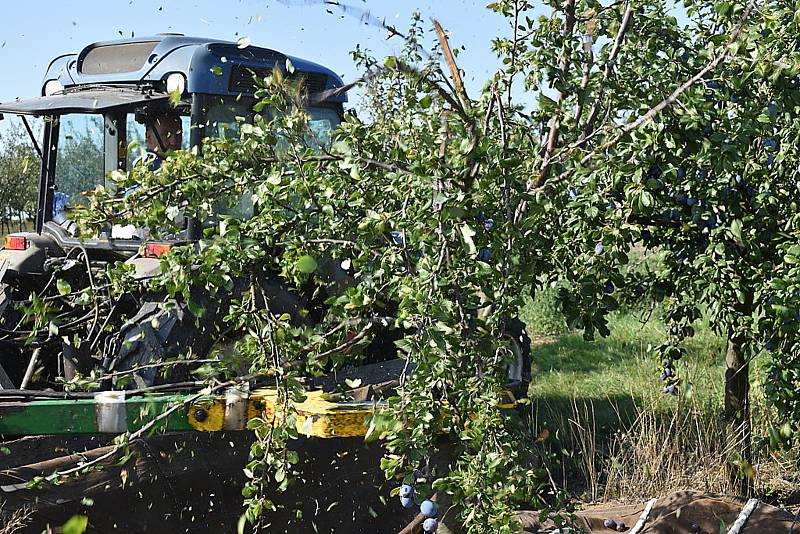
[187, 389, 377, 438]
[186, 388, 518, 438]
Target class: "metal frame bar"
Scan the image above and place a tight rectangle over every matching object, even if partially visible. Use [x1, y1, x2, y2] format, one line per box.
[36, 117, 59, 233]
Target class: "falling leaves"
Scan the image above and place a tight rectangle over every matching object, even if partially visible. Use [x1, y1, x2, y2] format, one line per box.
[61, 515, 88, 534]
[237, 36, 251, 49]
[168, 87, 182, 107]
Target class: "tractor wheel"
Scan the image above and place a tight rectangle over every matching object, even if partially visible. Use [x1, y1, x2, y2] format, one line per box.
[107, 290, 224, 388]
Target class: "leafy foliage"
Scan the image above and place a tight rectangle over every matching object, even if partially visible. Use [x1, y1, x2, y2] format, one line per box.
[26, 0, 800, 530]
[0, 124, 38, 233]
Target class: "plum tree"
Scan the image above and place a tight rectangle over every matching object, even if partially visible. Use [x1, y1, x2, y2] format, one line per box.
[70, 0, 800, 531]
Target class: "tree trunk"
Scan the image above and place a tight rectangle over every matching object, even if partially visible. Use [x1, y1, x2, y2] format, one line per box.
[724, 333, 753, 495]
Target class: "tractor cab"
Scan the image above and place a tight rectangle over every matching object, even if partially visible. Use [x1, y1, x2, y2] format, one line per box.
[0, 35, 348, 388]
[0, 35, 347, 274]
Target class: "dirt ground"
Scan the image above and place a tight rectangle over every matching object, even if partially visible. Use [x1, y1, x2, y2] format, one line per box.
[518, 490, 800, 533]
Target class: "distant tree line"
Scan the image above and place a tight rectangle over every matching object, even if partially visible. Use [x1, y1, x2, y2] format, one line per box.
[0, 125, 39, 234]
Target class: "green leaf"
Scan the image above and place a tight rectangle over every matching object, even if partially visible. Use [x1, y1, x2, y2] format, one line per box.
[730, 219, 743, 241]
[460, 223, 477, 255]
[538, 94, 557, 113]
[62, 515, 88, 534]
[169, 88, 182, 107]
[296, 255, 318, 274]
[57, 279, 72, 296]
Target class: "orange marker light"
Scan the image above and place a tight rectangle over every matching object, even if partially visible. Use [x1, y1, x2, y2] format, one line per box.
[144, 243, 172, 258]
[4, 235, 28, 251]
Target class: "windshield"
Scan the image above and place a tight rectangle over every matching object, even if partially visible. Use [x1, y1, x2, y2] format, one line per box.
[53, 114, 104, 213]
[203, 97, 341, 148]
[205, 97, 253, 140]
[126, 113, 190, 169]
[306, 106, 340, 150]
[47, 98, 342, 230]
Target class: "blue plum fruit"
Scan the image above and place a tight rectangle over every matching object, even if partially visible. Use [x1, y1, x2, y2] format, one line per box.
[423, 518, 439, 532]
[420, 500, 439, 518]
[399, 484, 414, 499]
[595, 243, 604, 254]
[401, 496, 415, 508]
[603, 518, 617, 529]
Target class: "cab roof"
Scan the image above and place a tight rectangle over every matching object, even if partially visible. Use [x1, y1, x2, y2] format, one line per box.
[42, 34, 347, 103]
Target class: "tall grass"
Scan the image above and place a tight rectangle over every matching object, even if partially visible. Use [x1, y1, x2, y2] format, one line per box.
[523, 306, 798, 503]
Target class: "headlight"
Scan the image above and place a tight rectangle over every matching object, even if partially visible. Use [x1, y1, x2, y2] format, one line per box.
[166, 73, 186, 95]
[43, 79, 64, 97]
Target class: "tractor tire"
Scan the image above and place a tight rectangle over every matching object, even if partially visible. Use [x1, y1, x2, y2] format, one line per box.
[106, 289, 224, 388]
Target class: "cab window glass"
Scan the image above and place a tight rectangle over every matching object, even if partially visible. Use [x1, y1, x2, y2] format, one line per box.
[126, 114, 190, 168]
[205, 98, 254, 139]
[306, 106, 340, 150]
[54, 114, 104, 210]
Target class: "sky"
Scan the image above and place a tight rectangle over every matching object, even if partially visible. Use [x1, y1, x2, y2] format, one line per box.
[0, 0, 515, 108]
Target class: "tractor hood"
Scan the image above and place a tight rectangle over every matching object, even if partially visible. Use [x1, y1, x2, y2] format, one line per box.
[0, 87, 169, 116]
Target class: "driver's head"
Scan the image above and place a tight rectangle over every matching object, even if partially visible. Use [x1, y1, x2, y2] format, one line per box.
[146, 113, 182, 154]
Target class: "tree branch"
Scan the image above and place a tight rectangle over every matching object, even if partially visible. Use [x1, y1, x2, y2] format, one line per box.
[582, 1, 634, 137]
[514, 0, 759, 224]
[538, 0, 577, 184]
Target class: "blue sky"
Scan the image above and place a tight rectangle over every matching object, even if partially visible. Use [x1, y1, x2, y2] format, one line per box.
[0, 0, 514, 106]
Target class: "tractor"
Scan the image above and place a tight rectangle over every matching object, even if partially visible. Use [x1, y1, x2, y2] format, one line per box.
[0, 34, 530, 394]
[0, 34, 353, 389]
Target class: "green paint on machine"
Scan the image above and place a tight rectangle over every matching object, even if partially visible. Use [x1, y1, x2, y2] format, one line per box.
[0, 395, 195, 435]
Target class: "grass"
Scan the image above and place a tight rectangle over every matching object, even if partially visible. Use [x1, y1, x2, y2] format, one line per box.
[520, 301, 798, 504]
[527, 310, 733, 434]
